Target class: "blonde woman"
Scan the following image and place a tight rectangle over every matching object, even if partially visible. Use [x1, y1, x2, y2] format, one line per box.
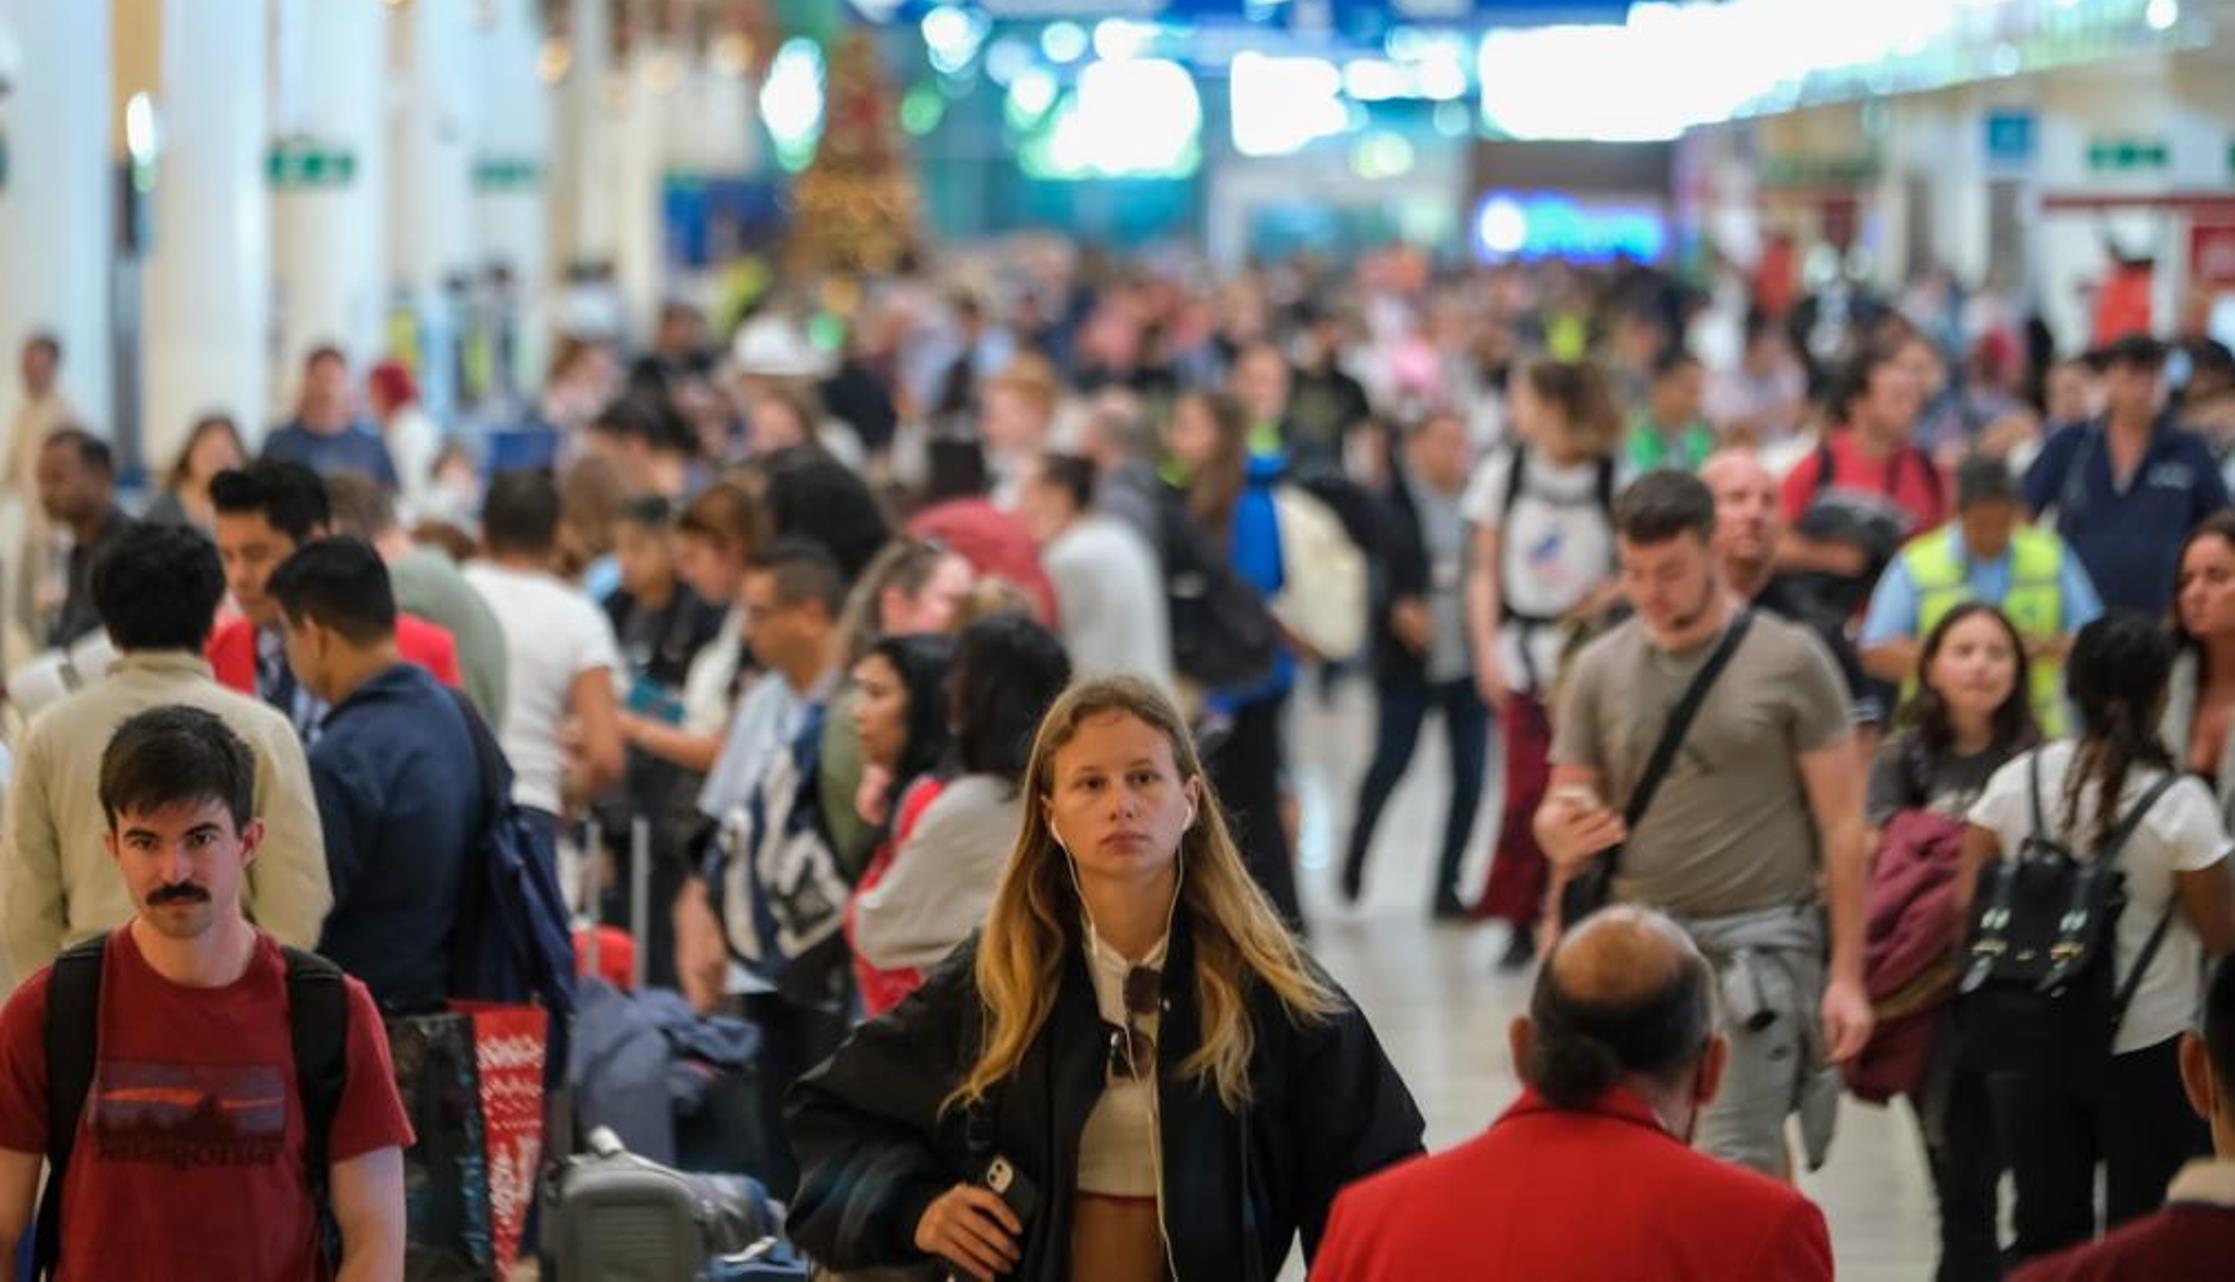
[786, 677, 1423, 1281]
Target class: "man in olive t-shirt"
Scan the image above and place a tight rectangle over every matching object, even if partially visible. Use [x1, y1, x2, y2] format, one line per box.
[1555, 614, 1850, 914]
[1537, 470, 1873, 1179]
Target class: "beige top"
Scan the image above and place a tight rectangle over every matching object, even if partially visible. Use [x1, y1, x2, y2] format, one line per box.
[1076, 925, 1164, 1199]
[0, 651, 332, 987]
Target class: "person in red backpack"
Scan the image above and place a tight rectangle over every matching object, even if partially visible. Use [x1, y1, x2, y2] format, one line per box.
[0, 706, 412, 1280]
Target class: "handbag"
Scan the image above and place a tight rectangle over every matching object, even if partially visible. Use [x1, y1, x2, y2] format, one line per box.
[1559, 610, 1755, 928]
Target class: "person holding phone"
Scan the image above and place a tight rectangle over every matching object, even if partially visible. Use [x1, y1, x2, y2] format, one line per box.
[786, 677, 1423, 1281]
[1534, 470, 1873, 1181]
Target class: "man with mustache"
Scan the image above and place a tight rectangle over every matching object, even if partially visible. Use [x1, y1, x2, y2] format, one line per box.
[0, 706, 411, 1279]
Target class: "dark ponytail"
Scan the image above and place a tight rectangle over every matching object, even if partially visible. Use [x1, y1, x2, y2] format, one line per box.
[2062, 613, 2176, 850]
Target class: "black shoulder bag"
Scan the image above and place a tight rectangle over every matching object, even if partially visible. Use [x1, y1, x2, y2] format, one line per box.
[1558, 610, 1754, 928]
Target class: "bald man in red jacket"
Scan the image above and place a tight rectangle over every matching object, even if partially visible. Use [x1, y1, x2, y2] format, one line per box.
[1313, 908, 1832, 1282]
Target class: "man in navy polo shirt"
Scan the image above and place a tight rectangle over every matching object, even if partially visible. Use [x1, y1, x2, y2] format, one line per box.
[2023, 334, 2228, 617]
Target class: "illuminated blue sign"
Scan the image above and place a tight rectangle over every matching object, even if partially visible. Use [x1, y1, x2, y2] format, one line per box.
[1472, 191, 1666, 264]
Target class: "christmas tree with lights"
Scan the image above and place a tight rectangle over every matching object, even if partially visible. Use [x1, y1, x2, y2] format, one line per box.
[787, 32, 921, 275]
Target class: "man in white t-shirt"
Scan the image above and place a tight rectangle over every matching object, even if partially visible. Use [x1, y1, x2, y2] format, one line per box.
[1016, 453, 1173, 691]
[462, 471, 624, 859]
[1961, 613, 2235, 1262]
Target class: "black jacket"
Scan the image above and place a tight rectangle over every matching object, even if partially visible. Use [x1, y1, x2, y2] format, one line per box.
[785, 917, 1424, 1280]
[1371, 464, 1432, 685]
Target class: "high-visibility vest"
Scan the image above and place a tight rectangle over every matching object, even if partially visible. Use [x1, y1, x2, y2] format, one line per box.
[1901, 523, 2069, 735]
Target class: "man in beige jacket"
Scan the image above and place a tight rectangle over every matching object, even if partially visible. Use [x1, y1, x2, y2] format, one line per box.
[0, 522, 329, 986]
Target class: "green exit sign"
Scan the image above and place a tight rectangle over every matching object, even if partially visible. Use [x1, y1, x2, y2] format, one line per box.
[2088, 137, 2169, 171]
[267, 137, 358, 189]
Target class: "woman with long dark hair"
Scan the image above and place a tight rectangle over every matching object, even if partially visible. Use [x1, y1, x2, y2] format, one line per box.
[849, 615, 1072, 1017]
[1874, 602, 2040, 823]
[2165, 511, 2235, 829]
[789, 678, 1422, 1281]
[1867, 602, 2036, 1281]
[1960, 613, 2235, 1263]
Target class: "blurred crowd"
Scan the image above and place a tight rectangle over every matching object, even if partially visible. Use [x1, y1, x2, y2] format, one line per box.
[9, 239, 2235, 1279]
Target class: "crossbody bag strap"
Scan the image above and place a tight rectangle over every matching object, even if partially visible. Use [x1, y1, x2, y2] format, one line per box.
[1620, 610, 1756, 836]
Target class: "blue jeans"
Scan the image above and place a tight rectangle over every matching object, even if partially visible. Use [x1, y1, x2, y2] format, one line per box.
[1343, 674, 1489, 904]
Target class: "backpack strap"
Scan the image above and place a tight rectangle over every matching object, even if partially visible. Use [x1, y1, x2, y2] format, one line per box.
[283, 947, 350, 1204]
[2095, 774, 2184, 1032]
[1498, 441, 1527, 527]
[1593, 453, 1617, 519]
[1812, 441, 1836, 500]
[443, 687, 506, 990]
[2025, 749, 2049, 839]
[34, 935, 107, 1278]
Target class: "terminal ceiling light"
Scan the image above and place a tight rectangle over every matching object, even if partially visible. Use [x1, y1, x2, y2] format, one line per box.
[1230, 52, 1348, 156]
[985, 37, 1033, 85]
[1041, 21, 1089, 63]
[1006, 66, 1060, 127]
[922, 6, 988, 74]
[1024, 57, 1199, 178]
[2146, 0, 2179, 30]
[1092, 19, 1155, 61]
[762, 37, 826, 171]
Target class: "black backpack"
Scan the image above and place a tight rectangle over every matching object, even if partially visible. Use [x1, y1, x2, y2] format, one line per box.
[1957, 753, 2180, 1092]
[1155, 485, 1279, 691]
[35, 935, 349, 1278]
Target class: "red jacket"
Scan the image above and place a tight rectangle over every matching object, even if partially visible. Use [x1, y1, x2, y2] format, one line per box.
[2013, 1160, 2235, 1280]
[1313, 1088, 1832, 1282]
[1847, 809, 1967, 1104]
[206, 614, 462, 696]
[905, 498, 1059, 626]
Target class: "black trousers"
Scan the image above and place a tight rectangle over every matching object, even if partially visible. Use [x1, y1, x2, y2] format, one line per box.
[1989, 1035, 2211, 1265]
[1210, 691, 1302, 927]
[734, 992, 850, 1202]
[1343, 673, 1489, 904]
[1927, 1063, 2005, 1282]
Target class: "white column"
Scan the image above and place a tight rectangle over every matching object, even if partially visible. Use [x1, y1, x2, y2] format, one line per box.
[0, 0, 113, 438]
[270, 0, 388, 416]
[555, 0, 618, 270]
[471, 0, 552, 405]
[391, 0, 479, 427]
[613, 45, 676, 338]
[143, 0, 268, 465]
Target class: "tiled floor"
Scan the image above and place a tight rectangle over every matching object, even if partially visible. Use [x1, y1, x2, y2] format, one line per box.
[1278, 678, 1938, 1280]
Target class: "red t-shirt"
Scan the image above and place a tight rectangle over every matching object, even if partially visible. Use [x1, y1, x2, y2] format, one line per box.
[0, 929, 415, 1281]
[1778, 430, 1948, 535]
[846, 777, 948, 1019]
